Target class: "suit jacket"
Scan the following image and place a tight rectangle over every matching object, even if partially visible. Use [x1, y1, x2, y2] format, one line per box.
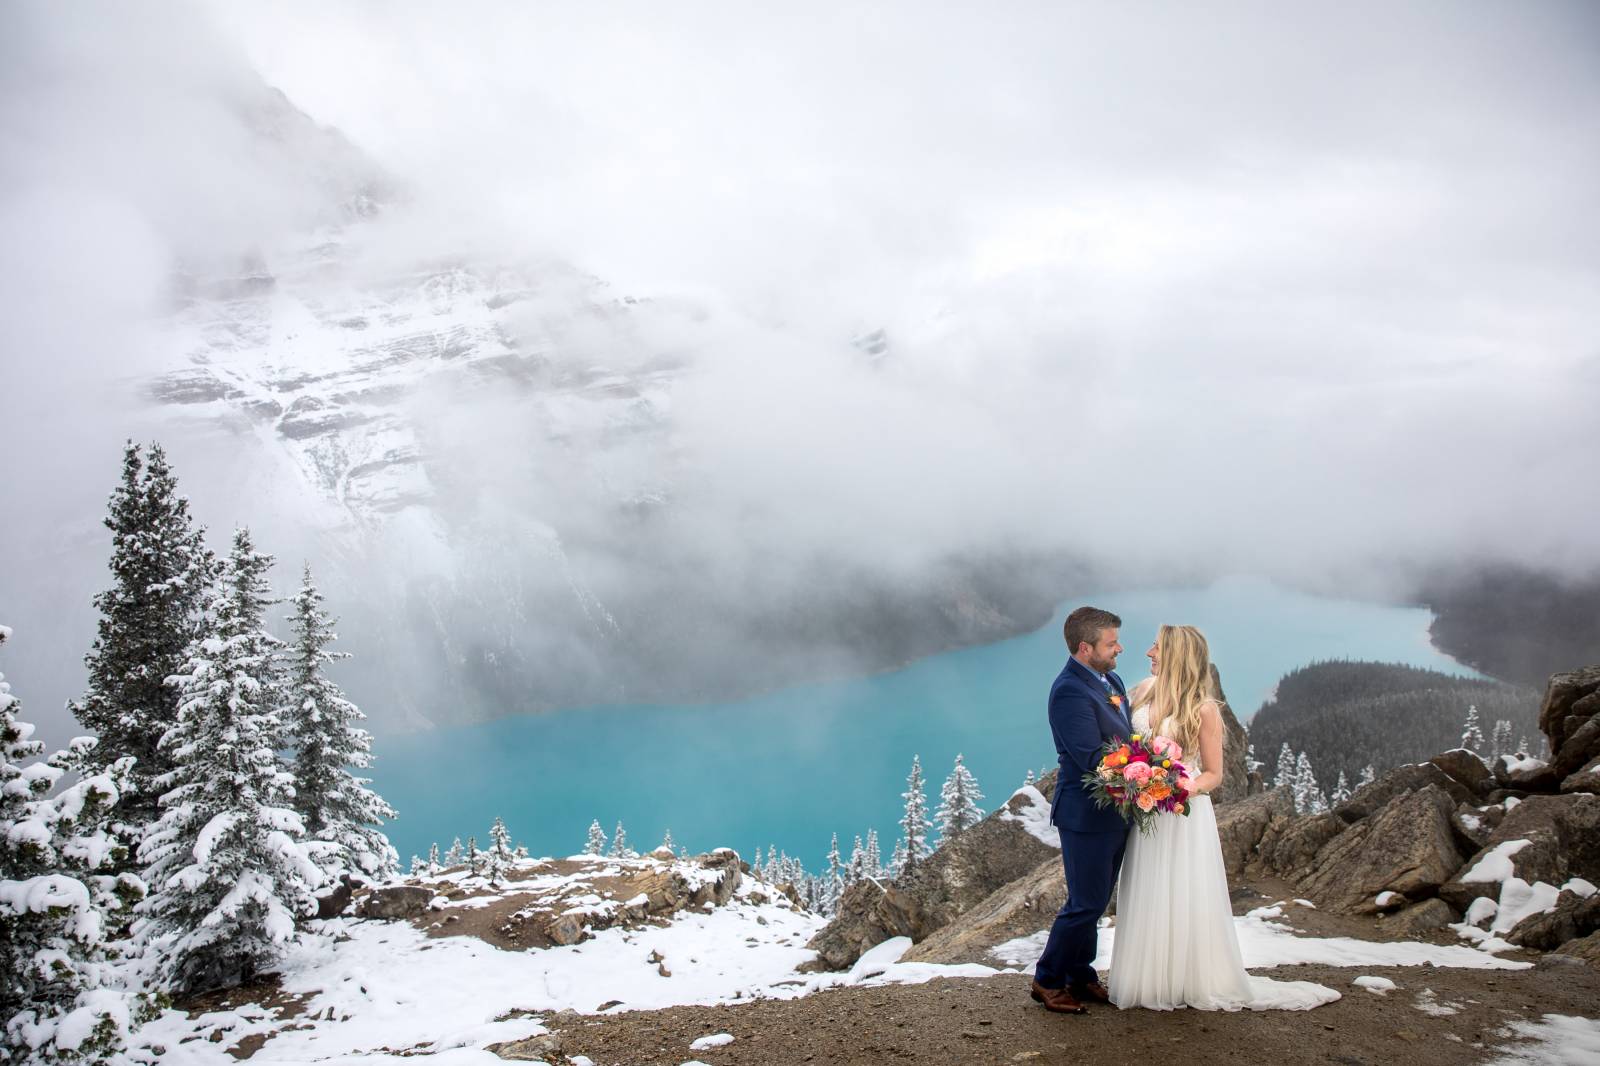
[1048, 656, 1132, 834]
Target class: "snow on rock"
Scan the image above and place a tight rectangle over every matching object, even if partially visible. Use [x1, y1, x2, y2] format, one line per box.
[1461, 839, 1533, 884]
[1374, 891, 1404, 911]
[689, 1032, 735, 1050]
[1353, 976, 1396, 995]
[1292, 898, 1317, 909]
[998, 785, 1059, 848]
[1491, 879, 1564, 935]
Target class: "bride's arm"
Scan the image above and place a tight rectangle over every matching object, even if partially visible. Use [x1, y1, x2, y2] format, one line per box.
[1179, 700, 1226, 796]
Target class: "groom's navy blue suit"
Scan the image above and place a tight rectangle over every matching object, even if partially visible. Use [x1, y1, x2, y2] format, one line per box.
[1035, 656, 1132, 991]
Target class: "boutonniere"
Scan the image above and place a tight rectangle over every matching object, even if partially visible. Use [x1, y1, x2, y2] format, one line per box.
[1108, 693, 1124, 709]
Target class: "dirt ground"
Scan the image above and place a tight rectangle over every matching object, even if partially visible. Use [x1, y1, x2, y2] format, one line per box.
[537, 876, 1600, 1066]
[540, 959, 1600, 1066]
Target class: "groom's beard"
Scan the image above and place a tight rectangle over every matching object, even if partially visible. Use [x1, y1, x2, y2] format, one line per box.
[1087, 653, 1118, 675]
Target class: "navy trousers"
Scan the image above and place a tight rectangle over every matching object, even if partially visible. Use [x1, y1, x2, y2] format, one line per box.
[1034, 826, 1127, 989]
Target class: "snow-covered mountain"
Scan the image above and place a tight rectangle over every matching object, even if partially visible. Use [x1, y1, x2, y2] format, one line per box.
[126, 85, 1071, 731]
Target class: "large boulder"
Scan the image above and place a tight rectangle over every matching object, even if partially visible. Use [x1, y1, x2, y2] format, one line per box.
[1493, 754, 1562, 793]
[802, 779, 1060, 970]
[1507, 889, 1600, 951]
[1215, 788, 1294, 875]
[1439, 793, 1600, 911]
[1563, 760, 1600, 796]
[901, 856, 1065, 966]
[360, 885, 433, 919]
[1256, 810, 1345, 880]
[1296, 784, 1463, 914]
[1430, 749, 1495, 798]
[1540, 666, 1600, 776]
[1553, 930, 1600, 968]
[1384, 898, 1458, 937]
[1334, 762, 1477, 824]
[1210, 665, 1251, 806]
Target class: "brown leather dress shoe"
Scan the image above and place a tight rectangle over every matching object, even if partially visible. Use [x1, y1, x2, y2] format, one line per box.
[1029, 980, 1088, 1015]
[1074, 978, 1112, 1005]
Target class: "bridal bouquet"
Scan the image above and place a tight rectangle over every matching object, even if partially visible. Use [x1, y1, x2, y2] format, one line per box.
[1081, 733, 1193, 835]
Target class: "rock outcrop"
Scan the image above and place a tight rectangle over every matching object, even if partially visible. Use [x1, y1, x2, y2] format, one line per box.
[1438, 793, 1600, 911]
[1295, 785, 1464, 913]
[802, 781, 1060, 971]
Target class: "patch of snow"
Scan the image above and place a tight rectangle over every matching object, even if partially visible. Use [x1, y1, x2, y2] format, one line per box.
[689, 1033, 735, 1050]
[1490, 879, 1562, 935]
[1504, 796, 1522, 810]
[999, 786, 1059, 849]
[1246, 905, 1285, 920]
[1465, 896, 1500, 927]
[1482, 1014, 1600, 1066]
[1414, 989, 1463, 1017]
[1498, 754, 1548, 776]
[1564, 878, 1597, 899]
[1353, 976, 1396, 995]
[1375, 891, 1404, 910]
[1461, 839, 1532, 884]
[1292, 899, 1317, 909]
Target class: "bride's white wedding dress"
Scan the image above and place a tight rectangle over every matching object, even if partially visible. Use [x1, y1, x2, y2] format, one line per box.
[1108, 705, 1340, 1011]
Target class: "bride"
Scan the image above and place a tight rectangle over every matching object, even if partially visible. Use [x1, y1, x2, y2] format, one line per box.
[1108, 624, 1339, 1011]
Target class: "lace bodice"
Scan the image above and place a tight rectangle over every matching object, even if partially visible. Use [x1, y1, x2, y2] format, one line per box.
[1131, 703, 1201, 774]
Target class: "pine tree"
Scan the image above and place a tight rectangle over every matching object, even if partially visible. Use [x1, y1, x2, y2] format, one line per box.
[1245, 743, 1264, 776]
[428, 843, 441, 873]
[466, 836, 480, 875]
[1273, 743, 1297, 790]
[1461, 704, 1486, 760]
[825, 833, 844, 909]
[70, 442, 216, 849]
[137, 529, 322, 994]
[751, 846, 763, 874]
[660, 829, 675, 855]
[1293, 752, 1328, 814]
[889, 837, 909, 880]
[609, 822, 630, 859]
[1329, 770, 1351, 807]
[846, 835, 866, 885]
[1516, 735, 1530, 757]
[284, 565, 397, 882]
[763, 843, 779, 882]
[1023, 768, 1035, 788]
[585, 820, 607, 856]
[2, 626, 155, 1063]
[409, 855, 426, 877]
[1357, 764, 1376, 789]
[898, 755, 932, 878]
[935, 753, 985, 843]
[485, 817, 514, 886]
[447, 837, 464, 866]
[864, 829, 882, 879]
[514, 844, 529, 860]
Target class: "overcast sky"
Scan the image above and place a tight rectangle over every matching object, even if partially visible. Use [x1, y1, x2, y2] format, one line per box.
[2, 1, 1598, 741]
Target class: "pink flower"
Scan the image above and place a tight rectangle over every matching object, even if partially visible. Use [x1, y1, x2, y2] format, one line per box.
[1135, 792, 1158, 812]
[1151, 736, 1183, 762]
[1122, 762, 1152, 785]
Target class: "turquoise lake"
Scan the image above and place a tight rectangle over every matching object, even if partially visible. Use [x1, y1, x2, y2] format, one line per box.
[370, 576, 1477, 870]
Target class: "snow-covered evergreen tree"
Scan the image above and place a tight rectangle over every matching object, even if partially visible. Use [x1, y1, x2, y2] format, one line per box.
[428, 843, 441, 873]
[763, 844, 779, 882]
[609, 822, 630, 859]
[137, 530, 322, 994]
[514, 844, 529, 860]
[283, 565, 397, 882]
[1245, 743, 1264, 776]
[1292, 752, 1328, 814]
[1023, 768, 1035, 788]
[1357, 764, 1376, 789]
[70, 443, 216, 848]
[845, 835, 865, 884]
[825, 833, 843, 910]
[889, 837, 909, 880]
[934, 753, 985, 843]
[447, 838, 464, 866]
[584, 821, 607, 856]
[1273, 743, 1297, 790]
[660, 829, 675, 855]
[409, 855, 426, 877]
[864, 829, 882, 880]
[2, 626, 155, 1064]
[485, 817, 514, 886]
[1461, 704, 1486, 760]
[1516, 735, 1530, 757]
[898, 755, 932, 878]
[466, 837, 480, 875]
[1329, 770, 1351, 808]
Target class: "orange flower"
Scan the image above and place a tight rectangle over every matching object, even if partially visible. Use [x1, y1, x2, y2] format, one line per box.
[1150, 766, 1168, 780]
[1135, 792, 1158, 812]
[1174, 802, 1186, 815]
[1109, 694, 1124, 709]
[1146, 782, 1173, 802]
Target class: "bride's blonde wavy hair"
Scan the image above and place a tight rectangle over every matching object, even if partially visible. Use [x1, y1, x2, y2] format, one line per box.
[1133, 624, 1225, 753]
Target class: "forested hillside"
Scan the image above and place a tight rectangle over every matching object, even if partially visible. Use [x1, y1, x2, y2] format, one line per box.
[1420, 565, 1600, 687]
[1246, 660, 1539, 794]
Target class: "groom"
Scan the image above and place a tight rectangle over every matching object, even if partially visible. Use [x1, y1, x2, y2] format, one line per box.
[1031, 605, 1129, 1014]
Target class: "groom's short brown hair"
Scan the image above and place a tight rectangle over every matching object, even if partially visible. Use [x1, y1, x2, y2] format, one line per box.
[1063, 606, 1121, 655]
